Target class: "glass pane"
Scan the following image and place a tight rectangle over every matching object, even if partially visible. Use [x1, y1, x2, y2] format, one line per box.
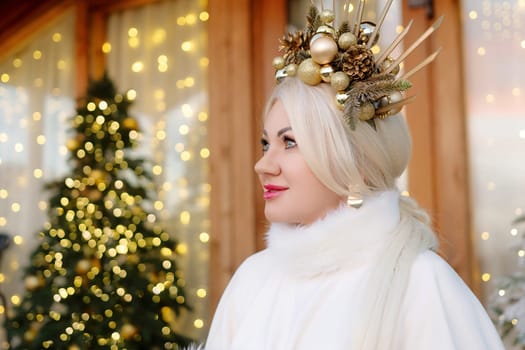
[462, 0, 525, 347]
[105, 0, 209, 340]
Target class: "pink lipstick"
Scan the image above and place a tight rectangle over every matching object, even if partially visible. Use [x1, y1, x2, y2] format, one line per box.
[263, 184, 288, 200]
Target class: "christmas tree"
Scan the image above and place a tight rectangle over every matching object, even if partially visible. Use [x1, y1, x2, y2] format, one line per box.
[490, 214, 525, 348]
[4, 74, 192, 349]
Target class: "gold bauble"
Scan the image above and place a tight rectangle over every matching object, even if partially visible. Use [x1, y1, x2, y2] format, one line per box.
[297, 58, 322, 85]
[359, 21, 378, 46]
[316, 25, 335, 36]
[122, 117, 138, 130]
[331, 72, 350, 91]
[66, 138, 80, 151]
[90, 169, 105, 183]
[320, 65, 334, 83]
[25, 275, 40, 291]
[121, 323, 138, 340]
[320, 9, 335, 24]
[338, 32, 357, 50]
[380, 56, 400, 75]
[275, 68, 288, 83]
[272, 56, 285, 70]
[76, 259, 91, 274]
[335, 92, 350, 110]
[379, 91, 404, 115]
[358, 101, 376, 121]
[310, 34, 338, 65]
[285, 64, 298, 77]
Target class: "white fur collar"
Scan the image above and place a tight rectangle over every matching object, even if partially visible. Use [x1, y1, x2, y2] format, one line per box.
[265, 191, 400, 278]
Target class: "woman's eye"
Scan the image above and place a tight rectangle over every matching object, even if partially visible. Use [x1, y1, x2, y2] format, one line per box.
[284, 137, 297, 149]
[260, 139, 269, 152]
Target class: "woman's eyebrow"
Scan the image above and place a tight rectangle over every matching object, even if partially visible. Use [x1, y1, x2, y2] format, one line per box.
[277, 127, 292, 137]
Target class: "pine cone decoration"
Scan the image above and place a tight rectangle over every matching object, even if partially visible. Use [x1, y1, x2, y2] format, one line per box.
[279, 31, 310, 65]
[341, 45, 376, 83]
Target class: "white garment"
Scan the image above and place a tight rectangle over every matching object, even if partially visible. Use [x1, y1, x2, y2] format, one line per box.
[206, 192, 504, 350]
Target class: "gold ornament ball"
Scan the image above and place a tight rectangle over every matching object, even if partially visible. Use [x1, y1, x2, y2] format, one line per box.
[320, 9, 335, 24]
[335, 92, 350, 110]
[25, 275, 40, 291]
[76, 259, 91, 274]
[338, 32, 357, 50]
[285, 64, 298, 77]
[297, 58, 322, 86]
[275, 68, 288, 83]
[272, 56, 285, 70]
[316, 25, 335, 36]
[379, 91, 404, 115]
[121, 323, 138, 340]
[310, 34, 338, 65]
[122, 117, 138, 130]
[380, 56, 400, 75]
[358, 101, 376, 121]
[331, 71, 350, 91]
[66, 138, 80, 151]
[320, 65, 334, 83]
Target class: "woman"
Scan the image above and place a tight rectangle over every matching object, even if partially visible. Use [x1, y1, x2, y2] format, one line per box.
[205, 4, 504, 350]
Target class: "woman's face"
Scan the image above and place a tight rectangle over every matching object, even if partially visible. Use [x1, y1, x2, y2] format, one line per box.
[254, 100, 343, 225]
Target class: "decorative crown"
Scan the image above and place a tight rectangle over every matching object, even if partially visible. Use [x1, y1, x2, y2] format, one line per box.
[272, 0, 442, 130]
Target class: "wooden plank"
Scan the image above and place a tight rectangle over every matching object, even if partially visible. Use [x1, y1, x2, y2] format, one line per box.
[208, 0, 257, 313]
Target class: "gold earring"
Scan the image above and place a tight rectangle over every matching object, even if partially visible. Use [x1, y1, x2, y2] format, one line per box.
[347, 195, 363, 209]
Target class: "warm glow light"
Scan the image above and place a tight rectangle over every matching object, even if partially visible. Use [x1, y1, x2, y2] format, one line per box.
[199, 11, 209, 21]
[469, 11, 478, 19]
[194, 319, 204, 328]
[519, 129, 525, 139]
[12, 58, 22, 68]
[14, 143, 24, 152]
[477, 47, 486, 56]
[1, 74, 9, 83]
[185, 14, 197, 25]
[33, 50, 42, 60]
[131, 61, 144, 72]
[199, 232, 210, 243]
[481, 273, 491, 282]
[485, 94, 495, 103]
[52, 32, 62, 42]
[481, 231, 490, 240]
[102, 42, 112, 53]
[181, 41, 195, 52]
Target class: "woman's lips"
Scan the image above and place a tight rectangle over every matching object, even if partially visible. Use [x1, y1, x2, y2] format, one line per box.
[263, 184, 289, 200]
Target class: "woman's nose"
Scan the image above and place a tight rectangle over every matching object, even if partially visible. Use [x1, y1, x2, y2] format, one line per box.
[254, 152, 280, 176]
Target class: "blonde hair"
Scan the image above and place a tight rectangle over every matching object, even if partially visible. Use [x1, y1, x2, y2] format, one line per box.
[266, 77, 411, 199]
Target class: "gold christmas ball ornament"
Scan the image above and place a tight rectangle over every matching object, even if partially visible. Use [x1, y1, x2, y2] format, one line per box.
[320, 9, 335, 24]
[316, 25, 336, 36]
[338, 32, 357, 50]
[75, 259, 91, 274]
[379, 91, 404, 115]
[297, 58, 322, 85]
[66, 138, 80, 151]
[122, 117, 138, 130]
[335, 92, 350, 110]
[121, 323, 138, 340]
[358, 101, 376, 121]
[272, 56, 286, 70]
[380, 56, 400, 75]
[310, 34, 338, 65]
[90, 169, 105, 183]
[320, 65, 334, 83]
[285, 63, 298, 77]
[275, 68, 288, 83]
[359, 21, 379, 46]
[25, 275, 40, 291]
[331, 71, 351, 91]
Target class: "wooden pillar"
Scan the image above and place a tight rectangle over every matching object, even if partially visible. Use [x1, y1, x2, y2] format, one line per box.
[403, 0, 479, 295]
[207, 0, 258, 313]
